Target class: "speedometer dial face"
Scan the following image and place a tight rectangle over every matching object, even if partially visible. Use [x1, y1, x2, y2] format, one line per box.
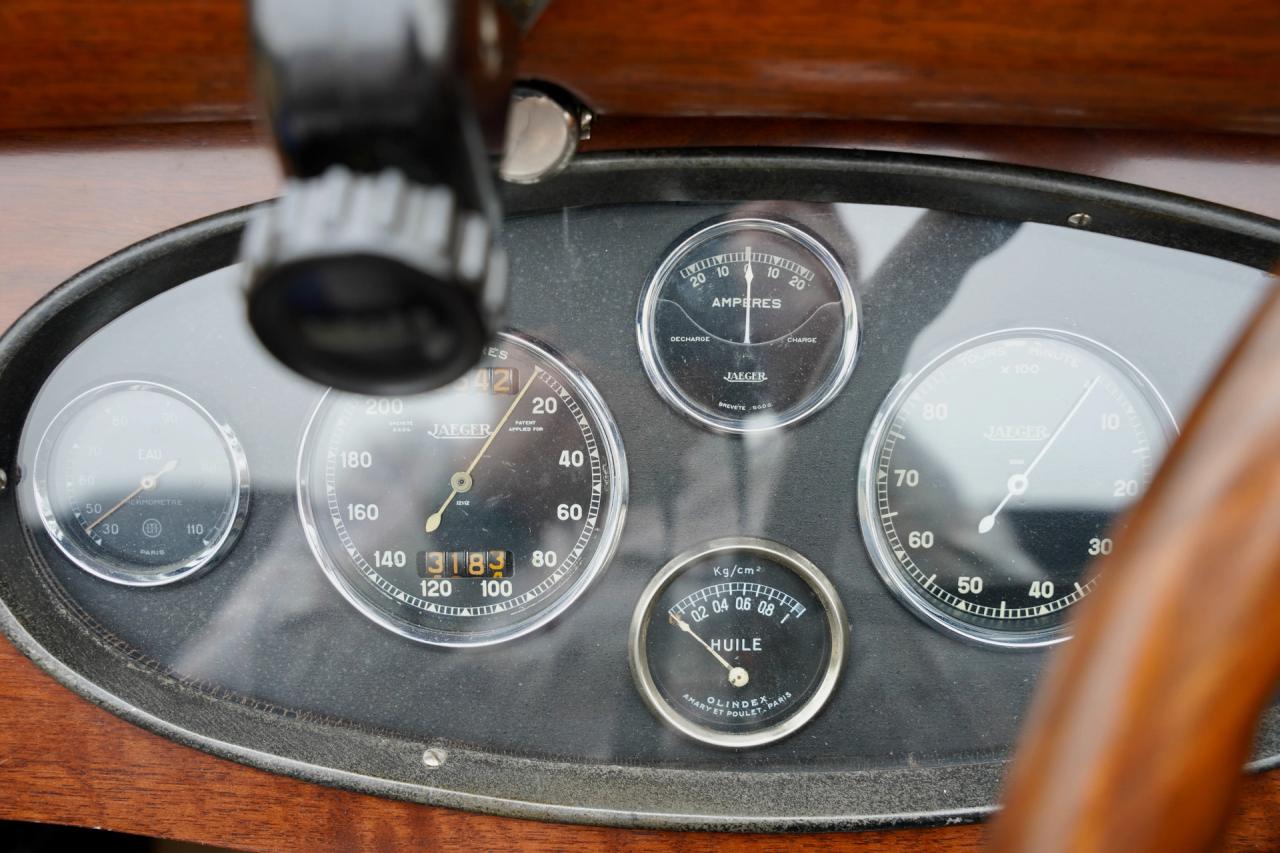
[629, 538, 847, 748]
[638, 218, 859, 433]
[859, 329, 1176, 647]
[299, 332, 627, 646]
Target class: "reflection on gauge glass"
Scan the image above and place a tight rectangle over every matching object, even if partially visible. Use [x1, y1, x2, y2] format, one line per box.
[637, 218, 859, 433]
[299, 331, 627, 647]
[629, 538, 847, 748]
[32, 380, 250, 587]
[859, 329, 1177, 647]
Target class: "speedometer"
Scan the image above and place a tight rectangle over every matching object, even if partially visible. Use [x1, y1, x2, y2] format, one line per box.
[299, 332, 627, 646]
[858, 329, 1176, 647]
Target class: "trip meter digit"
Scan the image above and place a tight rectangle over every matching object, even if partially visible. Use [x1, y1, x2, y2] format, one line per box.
[859, 329, 1177, 646]
[630, 538, 847, 748]
[638, 218, 859, 433]
[299, 331, 627, 646]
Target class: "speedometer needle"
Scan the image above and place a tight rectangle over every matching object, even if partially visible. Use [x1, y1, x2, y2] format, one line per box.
[669, 611, 750, 688]
[743, 246, 754, 344]
[86, 458, 179, 532]
[425, 366, 541, 534]
[978, 375, 1101, 534]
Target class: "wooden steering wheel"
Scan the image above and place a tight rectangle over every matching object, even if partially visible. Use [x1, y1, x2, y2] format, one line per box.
[992, 286, 1280, 851]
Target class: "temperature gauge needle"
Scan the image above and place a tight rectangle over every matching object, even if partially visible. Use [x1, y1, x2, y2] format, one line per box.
[86, 458, 179, 532]
[978, 376, 1101, 534]
[425, 367, 541, 533]
[669, 611, 750, 688]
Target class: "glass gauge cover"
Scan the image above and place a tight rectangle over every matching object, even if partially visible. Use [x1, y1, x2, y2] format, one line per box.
[859, 329, 1177, 647]
[299, 331, 627, 647]
[32, 380, 250, 586]
[638, 218, 859, 433]
[629, 538, 848, 748]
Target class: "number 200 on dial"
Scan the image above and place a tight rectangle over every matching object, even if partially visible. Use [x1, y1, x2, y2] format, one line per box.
[299, 332, 628, 646]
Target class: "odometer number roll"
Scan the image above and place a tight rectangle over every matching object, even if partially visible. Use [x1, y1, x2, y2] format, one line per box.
[299, 332, 628, 646]
[858, 329, 1176, 647]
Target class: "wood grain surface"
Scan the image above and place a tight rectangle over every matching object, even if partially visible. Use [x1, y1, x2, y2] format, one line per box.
[3, 0, 1280, 134]
[3, 120, 1280, 849]
[989, 283, 1280, 852]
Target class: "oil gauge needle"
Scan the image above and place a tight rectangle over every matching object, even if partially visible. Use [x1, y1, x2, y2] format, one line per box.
[669, 611, 750, 688]
[978, 375, 1101, 534]
[425, 366, 541, 534]
[86, 458, 179, 532]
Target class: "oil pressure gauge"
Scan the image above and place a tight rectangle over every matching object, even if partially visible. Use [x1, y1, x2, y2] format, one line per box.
[629, 538, 848, 748]
[638, 218, 859, 433]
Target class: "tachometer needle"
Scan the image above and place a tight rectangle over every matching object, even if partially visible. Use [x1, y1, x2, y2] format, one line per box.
[425, 366, 541, 534]
[86, 458, 179, 533]
[743, 246, 754, 344]
[669, 611, 750, 688]
[978, 375, 1101, 534]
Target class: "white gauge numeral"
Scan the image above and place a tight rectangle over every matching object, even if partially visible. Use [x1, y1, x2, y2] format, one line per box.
[1029, 580, 1055, 599]
[894, 468, 920, 487]
[558, 449, 584, 467]
[556, 503, 583, 521]
[921, 403, 949, 421]
[958, 576, 984, 594]
[481, 579, 513, 598]
[907, 530, 934, 549]
[1100, 412, 1121, 431]
[365, 398, 403, 415]
[347, 503, 380, 521]
[1088, 537, 1114, 556]
[532, 396, 558, 414]
[421, 579, 453, 597]
[531, 550, 558, 567]
[375, 550, 407, 568]
[1113, 479, 1140, 498]
[342, 451, 373, 469]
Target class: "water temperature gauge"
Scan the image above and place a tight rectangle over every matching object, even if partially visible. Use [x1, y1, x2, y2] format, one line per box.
[32, 381, 250, 586]
[629, 538, 848, 748]
[638, 218, 859, 433]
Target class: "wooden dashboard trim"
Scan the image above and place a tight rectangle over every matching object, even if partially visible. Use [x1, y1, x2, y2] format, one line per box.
[1, 119, 1279, 849]
[3, 0, 1279, 134]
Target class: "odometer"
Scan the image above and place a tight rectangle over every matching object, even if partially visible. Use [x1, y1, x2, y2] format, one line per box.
[859, 329, 1176, 646]
[299, 332, 627, 646]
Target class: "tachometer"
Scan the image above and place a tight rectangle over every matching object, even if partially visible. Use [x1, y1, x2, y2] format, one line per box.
[299, 332, 627, 646]
[858, 329, 1176, 646]
[637, 218, 859, 433]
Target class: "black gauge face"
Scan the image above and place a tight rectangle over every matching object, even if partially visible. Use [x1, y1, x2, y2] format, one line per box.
[630, 539, 847, 747]
[860, 330, 1176, 646]
[33, 381, 249, 586]
[299, 332, 627, 646]
[638, 219, 858, 433]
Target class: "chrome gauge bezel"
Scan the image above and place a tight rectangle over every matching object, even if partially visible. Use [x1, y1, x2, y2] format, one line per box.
[30, 380, 251, 587]
[629, 537, 848, 748]
[636, 218, 861, 434]
[857, 327, 1178, 649]
[297, 330, 630, 647]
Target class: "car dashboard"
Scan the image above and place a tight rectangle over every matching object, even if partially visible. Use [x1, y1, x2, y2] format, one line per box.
[1, 150, 1278, 831]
